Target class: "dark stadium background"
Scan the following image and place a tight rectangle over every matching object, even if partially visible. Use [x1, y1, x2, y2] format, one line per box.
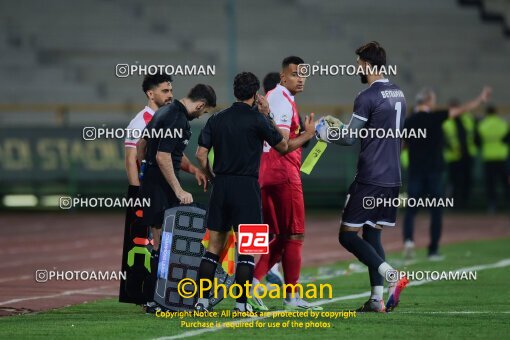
[1, 2, 510, 336]
[1, 0, 508, 211]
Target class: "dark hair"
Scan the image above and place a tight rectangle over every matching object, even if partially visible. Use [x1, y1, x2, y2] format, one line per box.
[142, 74, 173, 95]
[187, 84, 217, 107]
[355, 41, 386, 67]
[282, 56, 304, 69]
[263, 72, 280, 94]
[415, 87, 435, 105]
[233, 72, 260, 100]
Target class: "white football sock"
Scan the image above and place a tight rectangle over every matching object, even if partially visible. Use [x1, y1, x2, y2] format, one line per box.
[370, 286, 384, 301]
[377, 262, 394, 278]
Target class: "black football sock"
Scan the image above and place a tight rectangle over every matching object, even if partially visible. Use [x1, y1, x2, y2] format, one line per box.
[362, 226, 385, 287]
[339, 230, 385, 270]
[197, 251, 220, 303]
[235, 255, 255, 304]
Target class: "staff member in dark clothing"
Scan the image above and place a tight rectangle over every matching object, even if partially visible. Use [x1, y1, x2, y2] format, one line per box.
[136, 84, 216, 313]
[194, 72, 290, 312]
[403, 86, 491, 261]
[138, 84, 216, 250]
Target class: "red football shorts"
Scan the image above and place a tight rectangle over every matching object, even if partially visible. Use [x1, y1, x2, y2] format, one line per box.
[261, 182, 305, 235]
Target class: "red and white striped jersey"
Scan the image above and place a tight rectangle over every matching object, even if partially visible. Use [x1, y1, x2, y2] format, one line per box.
[124, 106, 155, 148]
[259, 84, 302, 187]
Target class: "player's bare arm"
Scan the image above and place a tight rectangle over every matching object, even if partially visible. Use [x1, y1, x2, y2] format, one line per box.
[278, 112, 315, 153]
[136, 138, 147, 165]
[449, 86, 492, 118]
[124, 147, 140, 186]
[195, 146, 215, 181]
[181, 153, 208, 191]
[156, 151, 193, 204]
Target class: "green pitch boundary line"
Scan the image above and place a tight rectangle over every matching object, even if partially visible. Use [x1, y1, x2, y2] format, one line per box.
[154, 258, 510, 340]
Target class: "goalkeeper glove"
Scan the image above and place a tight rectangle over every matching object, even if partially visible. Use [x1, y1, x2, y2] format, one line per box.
[315, 115, 344, 143]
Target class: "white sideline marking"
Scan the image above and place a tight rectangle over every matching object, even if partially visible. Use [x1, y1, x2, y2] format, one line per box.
[79, 291, 118, 296]
[0, 266, 121, 284]
[0, 250, 121, 269]
[0, 284, 116, 305]
[4, 239, 114, 256]
[0, 275, 32, 283]
[154, 258, 510, 340]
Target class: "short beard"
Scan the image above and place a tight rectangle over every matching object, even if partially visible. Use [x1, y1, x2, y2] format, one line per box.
[156, 99, 171, 108]
[360, 74, 368, 84]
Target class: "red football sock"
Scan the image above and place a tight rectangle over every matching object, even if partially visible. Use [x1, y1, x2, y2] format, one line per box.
[253, 236, 283, 281]
[282, 238, 303, 293]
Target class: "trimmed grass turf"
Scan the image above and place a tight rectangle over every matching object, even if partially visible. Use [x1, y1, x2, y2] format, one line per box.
[1, 238, 509, 339]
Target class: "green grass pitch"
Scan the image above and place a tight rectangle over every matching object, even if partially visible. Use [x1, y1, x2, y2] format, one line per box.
[1, 238, 509, 339]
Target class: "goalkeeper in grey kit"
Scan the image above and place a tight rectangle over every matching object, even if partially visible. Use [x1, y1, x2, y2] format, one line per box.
[315, 41, 409, 313]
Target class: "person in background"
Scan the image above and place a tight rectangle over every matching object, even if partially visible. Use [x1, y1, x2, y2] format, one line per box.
[263, 72, 280, 94]
[443, 99, 478, 209]
[260, 72, 287, 288]
[403, 87, 491, 261]
[476, 105, 510, 214]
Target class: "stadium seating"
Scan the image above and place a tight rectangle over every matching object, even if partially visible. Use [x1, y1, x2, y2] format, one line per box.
[0, 0, 509, 125]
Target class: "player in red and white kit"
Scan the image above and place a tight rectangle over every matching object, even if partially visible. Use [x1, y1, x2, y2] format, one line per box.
[248, 56, 320, 311]
[124, 74, 174, 183]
